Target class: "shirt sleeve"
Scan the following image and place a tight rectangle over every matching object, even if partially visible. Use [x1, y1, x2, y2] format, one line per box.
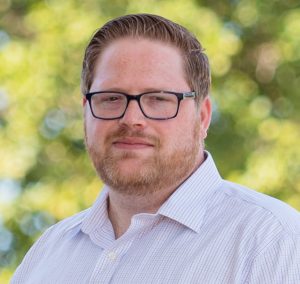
[245, 234, 300, 284]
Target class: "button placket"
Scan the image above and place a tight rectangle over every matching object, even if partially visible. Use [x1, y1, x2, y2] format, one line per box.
[90, 214, 161, 283]
[107, 251, 117, 261]
[89, 237, 135, 283]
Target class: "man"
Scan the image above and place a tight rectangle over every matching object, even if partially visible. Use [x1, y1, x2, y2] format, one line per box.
[12, 14, 300, 283]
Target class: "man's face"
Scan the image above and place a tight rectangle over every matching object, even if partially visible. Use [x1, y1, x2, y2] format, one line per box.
[84, 38, 211, 195]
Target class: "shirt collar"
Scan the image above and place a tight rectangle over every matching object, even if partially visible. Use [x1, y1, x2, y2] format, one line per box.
[158, 151, 223, 233]
[81, 151, 222, 235]
[81, 186, 109, 235]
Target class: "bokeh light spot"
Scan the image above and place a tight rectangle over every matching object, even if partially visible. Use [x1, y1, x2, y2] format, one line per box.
[258, 118, 280, 141]
[0, 30, 10, 50]
[250, 96, 272, 119]
[236, 1, 258, 27]
[19, 211, 55, 236]
[0, 89, 9, 112]
[0, 179, 21, 204]
[0, 226, 13, 252]
[40, 108, 66, 139]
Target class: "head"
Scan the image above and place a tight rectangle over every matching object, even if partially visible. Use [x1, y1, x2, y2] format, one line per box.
[82, 14, 212, 196]
[81, 14, 211, 106]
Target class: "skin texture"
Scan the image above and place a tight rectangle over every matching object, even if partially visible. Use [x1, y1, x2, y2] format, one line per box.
[84, 38, 212, 238]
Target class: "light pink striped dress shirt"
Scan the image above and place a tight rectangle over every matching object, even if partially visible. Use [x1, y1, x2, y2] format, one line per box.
[11, 152, 300, 283]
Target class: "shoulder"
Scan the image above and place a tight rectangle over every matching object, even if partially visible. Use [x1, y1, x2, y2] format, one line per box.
[218, 180, 300, 236]
[28, 208, 91, 251]
[44, 208, 90, 237]
[53, 208, 90, 230]
[11, 208, 91, 282]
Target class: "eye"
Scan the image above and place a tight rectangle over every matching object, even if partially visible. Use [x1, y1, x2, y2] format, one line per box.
[151, 96, 168, 101]
[99, 93, 124, 103]
[144, 93, 175, 103]
[105, 96, 121, 102]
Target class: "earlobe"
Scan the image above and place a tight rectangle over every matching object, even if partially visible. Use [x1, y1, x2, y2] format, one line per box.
[82, 97, 87, 106]
[200, 96, 212, 138]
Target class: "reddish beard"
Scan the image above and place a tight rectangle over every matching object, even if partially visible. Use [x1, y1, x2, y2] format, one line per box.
[85, 122, 201, 196]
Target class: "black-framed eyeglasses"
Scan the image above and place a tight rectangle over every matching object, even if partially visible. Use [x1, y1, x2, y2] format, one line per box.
[84, 90, 196, 120]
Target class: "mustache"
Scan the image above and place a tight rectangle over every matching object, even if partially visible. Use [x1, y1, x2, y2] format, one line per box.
[105, 127, 160, 147]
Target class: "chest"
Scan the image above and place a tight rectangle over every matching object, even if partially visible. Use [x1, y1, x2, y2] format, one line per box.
[30, 228, 249, 284]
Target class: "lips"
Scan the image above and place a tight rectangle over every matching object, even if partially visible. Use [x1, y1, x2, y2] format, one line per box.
[112, 137, 155, 149]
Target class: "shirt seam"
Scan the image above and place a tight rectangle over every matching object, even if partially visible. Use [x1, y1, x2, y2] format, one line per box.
[221, 185, 300, 237]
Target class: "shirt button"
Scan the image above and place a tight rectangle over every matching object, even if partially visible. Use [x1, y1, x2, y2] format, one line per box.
[107, 251, 117, 261]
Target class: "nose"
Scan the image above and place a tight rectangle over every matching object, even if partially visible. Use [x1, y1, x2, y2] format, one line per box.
[119, 100, 147, 129]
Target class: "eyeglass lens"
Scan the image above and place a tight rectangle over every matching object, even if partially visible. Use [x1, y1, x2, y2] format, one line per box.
[90, 92, 179, 119]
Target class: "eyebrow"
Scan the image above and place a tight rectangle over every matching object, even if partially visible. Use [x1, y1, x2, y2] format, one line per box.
[93, 87, 168, 94]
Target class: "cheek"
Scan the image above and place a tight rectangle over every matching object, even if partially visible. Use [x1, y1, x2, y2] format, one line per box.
[175, 119, 200, 146]
[85, 116, 106, 146]
[155, 124, 183, 151]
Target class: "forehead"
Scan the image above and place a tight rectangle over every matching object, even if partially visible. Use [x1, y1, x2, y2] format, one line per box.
[90, 37, 189, 92]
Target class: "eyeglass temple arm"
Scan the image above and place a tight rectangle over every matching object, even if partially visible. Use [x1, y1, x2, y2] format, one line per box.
[182, 92, 196, 98]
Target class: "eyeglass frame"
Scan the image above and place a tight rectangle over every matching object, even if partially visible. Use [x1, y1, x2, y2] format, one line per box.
[84, 90, 196, 120]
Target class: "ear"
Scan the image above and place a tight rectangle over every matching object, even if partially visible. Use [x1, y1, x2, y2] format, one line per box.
[82, 96, 87, 106]
[199, 96, 212, 139]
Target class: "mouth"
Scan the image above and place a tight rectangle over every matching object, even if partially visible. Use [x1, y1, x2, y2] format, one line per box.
[112, 137, 155, 150]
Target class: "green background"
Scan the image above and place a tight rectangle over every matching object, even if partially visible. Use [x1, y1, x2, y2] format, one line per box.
[0, 0, 299, 281]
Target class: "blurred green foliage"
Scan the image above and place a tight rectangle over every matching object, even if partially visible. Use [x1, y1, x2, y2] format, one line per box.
[0, 0, 299, 282]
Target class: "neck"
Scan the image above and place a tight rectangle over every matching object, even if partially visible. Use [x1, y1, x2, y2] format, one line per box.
[107, 185, 175, 239]
[107, 151, 206, 239]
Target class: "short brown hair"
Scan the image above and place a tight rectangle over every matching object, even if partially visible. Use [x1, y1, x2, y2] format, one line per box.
[81, 14, 211, 104]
